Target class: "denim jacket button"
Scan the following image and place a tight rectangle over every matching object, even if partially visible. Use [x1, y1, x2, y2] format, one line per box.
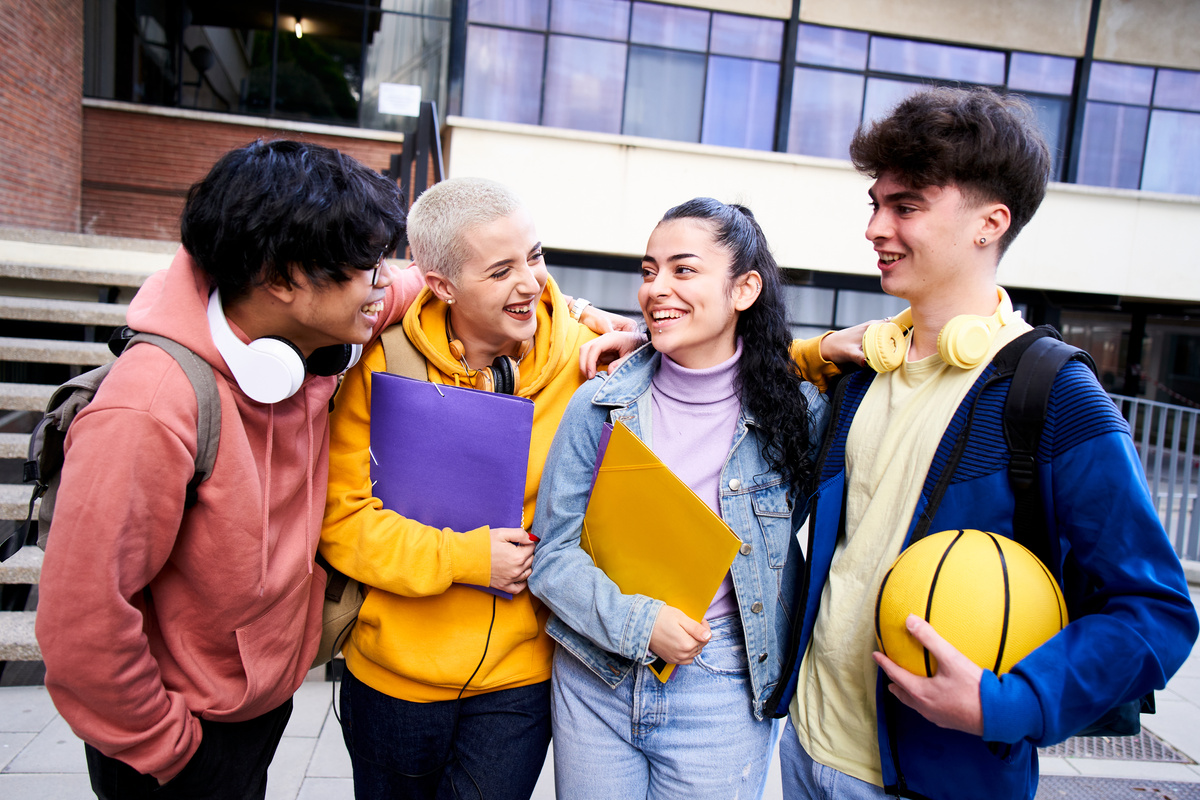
[739, 542, 752, 556]
[758, 652, 768, 663]
[728, 478, 742, 491]
[751, 601, 763, 613]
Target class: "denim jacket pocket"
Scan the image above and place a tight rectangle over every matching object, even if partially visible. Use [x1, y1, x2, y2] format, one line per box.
[750, 480, 794, 568]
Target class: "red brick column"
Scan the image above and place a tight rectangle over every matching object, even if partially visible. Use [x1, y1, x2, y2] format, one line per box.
[0, 0, 84, 232]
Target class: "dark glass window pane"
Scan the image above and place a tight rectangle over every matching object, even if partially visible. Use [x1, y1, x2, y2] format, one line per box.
[701, 55, 779, 151]
[1023, 94, 1071, 181]
[270, 3, 368, 126]
[1008, 52, 1075, 95]
[550, 0, 630, 39]
[710, 13, 782, 61]
[1143, 110, 1200, 195]
[1088, 62, 1153, 104]
[468, 0, 549, 29]
[174, 13, 261, 114]
[624, 45, 704, 141]
[863, 77, 922, 124]
[1155, 69, 1200, 112]
[543, 35, 626, 133]
[629, 2, 708, 52]
[361, 11, 451, 133]
[788, 67, 864, 159]
[1077, 101, 1149, 189]
[869, 37, 1005, 85]
[463, 26, 545, 124]
[796, 24, 868, 70]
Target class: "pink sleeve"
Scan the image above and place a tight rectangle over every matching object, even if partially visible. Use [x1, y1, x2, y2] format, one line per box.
[373, 263, 424, 335]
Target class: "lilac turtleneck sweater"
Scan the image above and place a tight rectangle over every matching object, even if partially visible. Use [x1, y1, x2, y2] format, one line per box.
[650, 339, 743, 621]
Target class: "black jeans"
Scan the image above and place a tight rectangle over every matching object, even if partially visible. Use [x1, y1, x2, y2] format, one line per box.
[339, 669, 551, 800]
[85, 698, 293, 800]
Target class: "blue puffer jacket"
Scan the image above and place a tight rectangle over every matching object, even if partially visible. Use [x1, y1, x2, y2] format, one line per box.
[770, 359, 1198, 800]
[531, 344, 829, 720]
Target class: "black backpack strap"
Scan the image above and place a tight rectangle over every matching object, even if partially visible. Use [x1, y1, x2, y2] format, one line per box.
[1003, 333, 1096, 566]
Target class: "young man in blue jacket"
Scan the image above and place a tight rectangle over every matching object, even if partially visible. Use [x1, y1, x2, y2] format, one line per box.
[772, 86, 1198, 800]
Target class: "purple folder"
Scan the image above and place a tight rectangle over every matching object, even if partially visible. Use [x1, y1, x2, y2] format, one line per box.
[370, 371, 534, 599]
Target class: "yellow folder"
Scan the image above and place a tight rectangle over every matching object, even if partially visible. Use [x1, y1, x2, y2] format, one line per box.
[581, 421, 742, 682]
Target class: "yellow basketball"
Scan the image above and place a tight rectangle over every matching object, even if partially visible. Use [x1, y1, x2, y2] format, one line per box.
[875, 529, 1067, 676]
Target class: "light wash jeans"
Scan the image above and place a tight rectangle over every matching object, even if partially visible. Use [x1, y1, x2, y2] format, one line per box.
[779, 718, 893, 800]
[551, 614, 776, 800]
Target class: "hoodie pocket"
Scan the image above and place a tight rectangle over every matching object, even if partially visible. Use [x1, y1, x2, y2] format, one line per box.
[232, 574, 313, 716]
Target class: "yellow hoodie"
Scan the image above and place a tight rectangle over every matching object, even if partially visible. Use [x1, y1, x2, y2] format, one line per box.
[320, 276, 597, 701]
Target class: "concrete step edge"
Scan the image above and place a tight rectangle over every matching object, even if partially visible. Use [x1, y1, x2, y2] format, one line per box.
[0, 611, 41, 661]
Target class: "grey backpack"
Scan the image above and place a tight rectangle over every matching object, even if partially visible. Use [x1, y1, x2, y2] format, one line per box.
[0, 331, 221, 561]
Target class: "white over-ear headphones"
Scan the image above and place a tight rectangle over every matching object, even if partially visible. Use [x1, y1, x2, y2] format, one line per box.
[207, 290, 362, 404]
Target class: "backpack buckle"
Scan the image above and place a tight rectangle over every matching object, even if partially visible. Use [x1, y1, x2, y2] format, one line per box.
[1008, 453, 1036, 491]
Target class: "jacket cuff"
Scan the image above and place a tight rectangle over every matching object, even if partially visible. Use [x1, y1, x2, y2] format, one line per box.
[626, 596, 665, 663]
[980, 668, 1044, 744]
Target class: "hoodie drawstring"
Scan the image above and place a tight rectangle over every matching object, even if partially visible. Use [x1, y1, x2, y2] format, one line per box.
[260, 403, 273, 596]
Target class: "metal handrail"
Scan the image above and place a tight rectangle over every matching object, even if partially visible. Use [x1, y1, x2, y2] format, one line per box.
[1109, 393, 1199, 561]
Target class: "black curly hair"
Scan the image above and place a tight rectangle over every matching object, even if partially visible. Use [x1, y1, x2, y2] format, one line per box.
[657, 198, 816, 492]
[181, 139, 406, 300]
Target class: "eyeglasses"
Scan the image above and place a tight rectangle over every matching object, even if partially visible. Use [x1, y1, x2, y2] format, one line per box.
[369, 251, 387, 287]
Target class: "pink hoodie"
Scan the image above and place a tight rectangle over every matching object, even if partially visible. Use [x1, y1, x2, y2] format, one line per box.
[36, 248, 422, 781]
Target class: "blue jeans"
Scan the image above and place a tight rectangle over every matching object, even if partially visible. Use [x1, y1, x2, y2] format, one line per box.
[339, 669, 551, 800]
[551, 614, 776, 800]
[779, 719, 893, 800]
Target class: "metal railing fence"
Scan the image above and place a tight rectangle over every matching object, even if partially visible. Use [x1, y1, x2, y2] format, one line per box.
[1109, 394, 1200, 562]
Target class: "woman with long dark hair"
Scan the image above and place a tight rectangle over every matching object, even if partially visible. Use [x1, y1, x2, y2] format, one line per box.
[529, 197, 829, 798]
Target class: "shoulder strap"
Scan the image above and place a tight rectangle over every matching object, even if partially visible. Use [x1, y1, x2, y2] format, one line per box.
[1001, 329, 1097, 567]
[379, 324, 428, 380]
[125, 333, 222, 491]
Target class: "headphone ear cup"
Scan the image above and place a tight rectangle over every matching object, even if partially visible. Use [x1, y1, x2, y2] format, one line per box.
[306, 343, 362, 377]
[243, 337, 307, 403]
[862, 320, 909, 373]
[488, 356, 519, 395]
[937, 316, 995, 369]
[476, 366, 496, 393]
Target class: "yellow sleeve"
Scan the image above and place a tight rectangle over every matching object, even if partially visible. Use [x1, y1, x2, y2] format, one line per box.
[790, 333, 843, 393]
[320, 338, 492, 596]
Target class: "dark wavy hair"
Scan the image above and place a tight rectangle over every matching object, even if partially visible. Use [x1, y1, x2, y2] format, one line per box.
[849, 86, 1051, 257]
[181, 139, 406, 300]
[657, 198, 815, 492]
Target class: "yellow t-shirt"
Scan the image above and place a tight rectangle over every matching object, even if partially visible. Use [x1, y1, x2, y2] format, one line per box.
[790, 319, 1031, 785]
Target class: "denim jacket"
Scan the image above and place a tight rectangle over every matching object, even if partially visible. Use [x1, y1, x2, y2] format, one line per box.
[529, 344, 829, 720]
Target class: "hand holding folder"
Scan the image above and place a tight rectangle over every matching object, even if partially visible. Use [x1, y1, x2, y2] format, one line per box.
[370, 371, 534, 599]
[581, 421, 741, 681]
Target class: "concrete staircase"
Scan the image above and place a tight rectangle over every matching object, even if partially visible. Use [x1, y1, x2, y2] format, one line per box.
[0, 227, 174, 668]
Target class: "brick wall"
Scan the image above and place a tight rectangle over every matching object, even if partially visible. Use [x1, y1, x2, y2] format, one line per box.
[82, 106, 411, 241]
[0, 0, 84, 232]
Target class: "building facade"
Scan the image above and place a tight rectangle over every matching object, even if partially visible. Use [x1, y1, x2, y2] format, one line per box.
[3, 0, 1200, 404]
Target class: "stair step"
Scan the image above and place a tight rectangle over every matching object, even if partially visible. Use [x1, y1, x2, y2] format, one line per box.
[0, 295, 129, 327]
[0, 483, 37, 521]
[0, 546, 42, 584]
[0, 336, 113, 366]
[0, 383, 54, 412]
[0, 239, 166, 288]
[0, 611, 40, 661]
[0, 432, 29, 460]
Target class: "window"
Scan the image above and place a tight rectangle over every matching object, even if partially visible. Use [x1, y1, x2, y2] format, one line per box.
[464, 0, 785, 151]
[83, 0, 452, 132]
[787, 24, 1076, 179]
[1079, 62, 1200, 195]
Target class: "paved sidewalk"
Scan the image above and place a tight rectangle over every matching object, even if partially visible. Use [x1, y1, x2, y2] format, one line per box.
[3, 586, 1197, 799]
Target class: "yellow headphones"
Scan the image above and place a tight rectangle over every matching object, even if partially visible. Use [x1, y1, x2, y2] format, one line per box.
[862, 288, 1018, 372]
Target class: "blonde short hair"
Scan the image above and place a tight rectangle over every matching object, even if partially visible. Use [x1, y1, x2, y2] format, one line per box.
[406, 177, 525, 284]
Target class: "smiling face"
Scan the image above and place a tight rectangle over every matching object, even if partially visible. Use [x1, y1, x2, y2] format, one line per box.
[429, 206, 548, 365]
[866, 171, 996, 307]
[638, 218, 760, 370]
[277, 257, 393, 356]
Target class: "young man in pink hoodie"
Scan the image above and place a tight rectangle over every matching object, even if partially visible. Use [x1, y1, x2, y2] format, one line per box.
[34, 140, 426, 799]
